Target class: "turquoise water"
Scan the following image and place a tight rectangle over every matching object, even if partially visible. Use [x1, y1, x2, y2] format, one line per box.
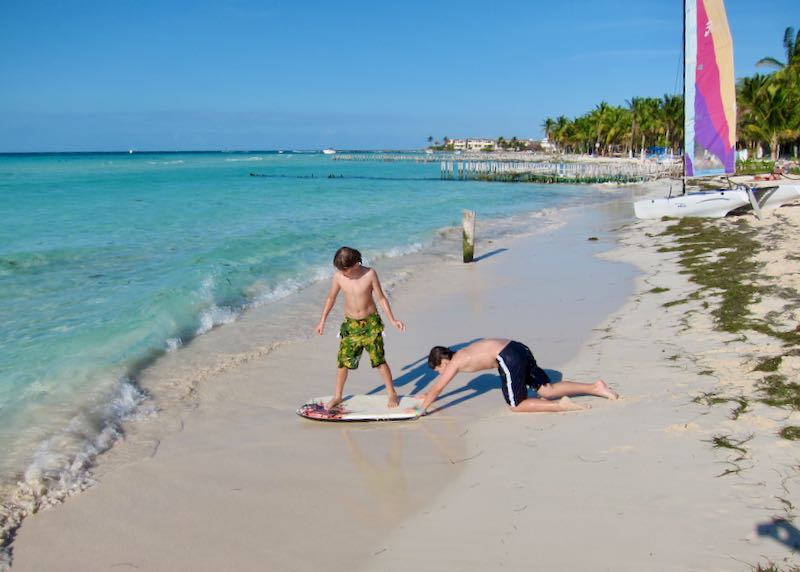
[0, 151, 610, 541]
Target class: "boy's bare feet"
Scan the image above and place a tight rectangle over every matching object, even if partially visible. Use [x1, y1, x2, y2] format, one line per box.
[387, 393, 399, 408]
[558, 396, 589, 411]
[594, 380, 619, 400]
[325, 396, 344, 410]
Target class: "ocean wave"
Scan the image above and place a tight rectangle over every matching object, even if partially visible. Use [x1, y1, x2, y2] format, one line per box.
[0, 379, 149, 569]
[195, 305, 239, 336]
[224, 157, 263, 162]
[381, 242, 424, 259]
[147, 160, 185, 165]
[251, 272, 323, 307]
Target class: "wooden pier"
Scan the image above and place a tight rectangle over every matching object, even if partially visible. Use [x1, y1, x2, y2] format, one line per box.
[332, 153, 438, 163]
[440, 159, 679, 183]
[328, 151, 680, 183]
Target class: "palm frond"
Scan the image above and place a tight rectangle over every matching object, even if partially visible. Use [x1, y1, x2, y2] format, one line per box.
[756, 56, 785, 70]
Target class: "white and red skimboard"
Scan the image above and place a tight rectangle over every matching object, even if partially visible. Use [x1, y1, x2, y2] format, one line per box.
[297, 394, 422, 422]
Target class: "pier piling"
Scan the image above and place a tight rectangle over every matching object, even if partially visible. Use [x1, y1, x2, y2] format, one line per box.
[462, 210, 476, 263]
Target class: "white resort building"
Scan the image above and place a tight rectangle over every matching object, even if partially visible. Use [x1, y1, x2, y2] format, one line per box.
[449, 138, 496, 151]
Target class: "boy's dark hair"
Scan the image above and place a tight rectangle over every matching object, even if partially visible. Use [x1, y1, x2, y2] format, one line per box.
[333, 246, 362, 270]
[428, 346, 454, 369]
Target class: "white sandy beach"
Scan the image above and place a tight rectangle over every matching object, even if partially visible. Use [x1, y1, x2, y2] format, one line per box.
[9, 181, 800, 571]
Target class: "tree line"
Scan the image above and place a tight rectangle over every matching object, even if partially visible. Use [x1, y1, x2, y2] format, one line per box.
[541, 26, 800, 161]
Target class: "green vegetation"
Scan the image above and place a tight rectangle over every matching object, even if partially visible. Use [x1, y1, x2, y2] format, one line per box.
[779, 426, 800, 441]
[658, 218, 762, 333]
[659, 216, 800, 431]
[754, 561, 800, 572]
[472, 172, 644, 184]
[708, 433, 750, 456]
[541, 26, 800, 161]
[754, 356, 783, 372]
[493, 136, 533, 152]
[693, 391, 730, 406]
[757, 374, 800, 410]
[542, 97, 682, 157]
[692, 392, 749, 420]
[736, 158, 780, 175]
[707, 433, 753, 477]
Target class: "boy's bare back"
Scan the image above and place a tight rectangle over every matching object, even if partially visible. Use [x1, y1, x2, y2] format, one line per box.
[452, 338, 511, 372]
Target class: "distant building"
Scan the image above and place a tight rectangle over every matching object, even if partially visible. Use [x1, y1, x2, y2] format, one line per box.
[449, 138, 495, 151]
[540, 137, 556, 152]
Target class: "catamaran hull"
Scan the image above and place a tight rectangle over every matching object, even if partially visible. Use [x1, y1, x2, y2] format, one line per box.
[753, 184, 800, 211]
[634, 190, 749, 219]
[634, 185, 800, 219]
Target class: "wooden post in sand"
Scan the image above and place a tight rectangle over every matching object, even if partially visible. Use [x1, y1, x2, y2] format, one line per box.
[462, 210, 476, 263]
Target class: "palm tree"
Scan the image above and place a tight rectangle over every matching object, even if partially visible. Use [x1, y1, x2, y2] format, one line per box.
[603, 106, 631, 155]
[541, 117, 556, 143]
[552, 116, 571, 152]
[660, 94, 683, 154]
[570, 115, 594, 154]
[737, 74, 772, 156]
[739, 77, 797, 160]
[756, 26, 800, 71]
[627, 97, 643, 157]
[586, 102, 630, 155]
[588, 102, 611, 154]
[627, 97, 660, 158]
[782, 67, 800, 157]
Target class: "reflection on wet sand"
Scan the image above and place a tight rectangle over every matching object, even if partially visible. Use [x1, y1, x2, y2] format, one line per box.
[335, 416, 468, 523]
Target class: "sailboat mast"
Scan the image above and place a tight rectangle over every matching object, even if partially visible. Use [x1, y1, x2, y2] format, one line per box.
[682, 0, 687, 195]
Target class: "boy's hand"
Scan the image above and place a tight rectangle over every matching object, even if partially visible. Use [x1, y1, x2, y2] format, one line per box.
[412, 394, 431, 414]
[403, 406, 425, 416]
[392, 319, 405, 332]
[315, 321, 325, 335]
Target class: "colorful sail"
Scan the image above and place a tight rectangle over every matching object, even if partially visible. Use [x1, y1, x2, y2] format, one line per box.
[684, 0, 736, 177]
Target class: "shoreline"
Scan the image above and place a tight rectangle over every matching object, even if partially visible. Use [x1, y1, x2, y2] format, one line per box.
[0, 174, 628, 565]
[7, 186, 640, 571]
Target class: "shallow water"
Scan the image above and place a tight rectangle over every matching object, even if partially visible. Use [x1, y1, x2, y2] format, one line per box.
[0, 150, 617, 555]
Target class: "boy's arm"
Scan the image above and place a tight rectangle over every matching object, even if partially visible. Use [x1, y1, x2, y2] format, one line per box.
[418, 363, 459, 413]
[316, 277, 341, 335]
[371, 271, 405, 332]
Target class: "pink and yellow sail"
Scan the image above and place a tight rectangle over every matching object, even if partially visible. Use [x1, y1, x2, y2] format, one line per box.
[684, 0, 736, 177]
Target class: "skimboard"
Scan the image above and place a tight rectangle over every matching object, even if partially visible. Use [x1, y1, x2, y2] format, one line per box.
[297, 394, 422, 422]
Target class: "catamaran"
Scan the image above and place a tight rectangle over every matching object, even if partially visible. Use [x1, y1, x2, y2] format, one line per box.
[634, 0, 799, 219]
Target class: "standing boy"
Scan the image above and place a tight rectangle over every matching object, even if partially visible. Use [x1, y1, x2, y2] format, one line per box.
[316, 247, 405, 410]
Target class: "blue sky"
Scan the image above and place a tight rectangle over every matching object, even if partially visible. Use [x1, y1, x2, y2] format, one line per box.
[0, 0, 795, 152]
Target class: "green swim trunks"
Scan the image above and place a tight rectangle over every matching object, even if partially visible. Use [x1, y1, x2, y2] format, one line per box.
[337, 312, 386, 369]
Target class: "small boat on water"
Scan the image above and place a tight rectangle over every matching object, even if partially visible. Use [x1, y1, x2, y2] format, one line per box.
[322, 148, 336, 155]
[633, 0, 800, 219]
